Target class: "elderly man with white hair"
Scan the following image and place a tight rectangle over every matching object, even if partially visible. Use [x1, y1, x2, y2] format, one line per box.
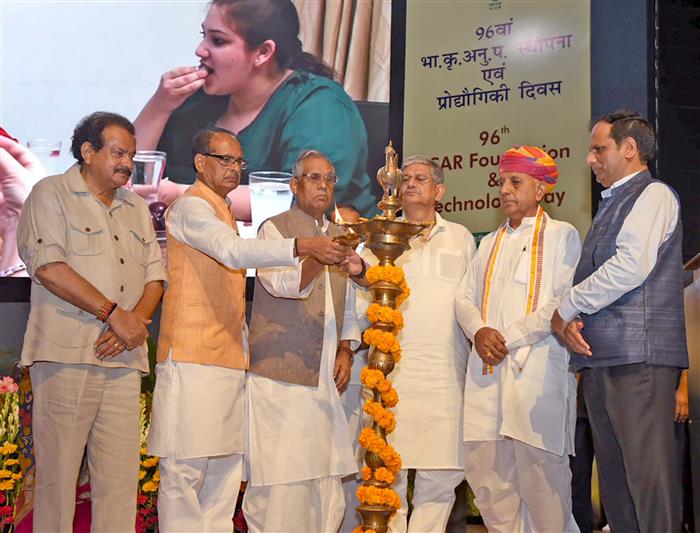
[243, 149, 365, 533]
[456, 146, 581, 533]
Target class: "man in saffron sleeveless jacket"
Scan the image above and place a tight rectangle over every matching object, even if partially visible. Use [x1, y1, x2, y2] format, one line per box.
[148, 129, 348, 532]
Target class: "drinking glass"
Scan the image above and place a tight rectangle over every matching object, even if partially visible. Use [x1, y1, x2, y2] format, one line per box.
[27, 139, 61, 175]
[131, 151, 166, 204]
[249, 171, 293, 235]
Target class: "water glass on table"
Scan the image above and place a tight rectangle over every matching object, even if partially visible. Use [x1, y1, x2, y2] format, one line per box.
[130, 151, 166, 204]
[27, 139, 62, 175]
[249, 171, 293, 235]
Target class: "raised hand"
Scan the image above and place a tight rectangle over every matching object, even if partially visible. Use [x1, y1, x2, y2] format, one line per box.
[150, 66, 208, 114]
[297, 236, 349, 265]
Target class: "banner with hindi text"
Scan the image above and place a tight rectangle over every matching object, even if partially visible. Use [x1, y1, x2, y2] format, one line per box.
[403, 0, 591, 236]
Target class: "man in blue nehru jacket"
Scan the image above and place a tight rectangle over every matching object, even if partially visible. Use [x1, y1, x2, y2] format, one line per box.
[552, 110, 688, 533]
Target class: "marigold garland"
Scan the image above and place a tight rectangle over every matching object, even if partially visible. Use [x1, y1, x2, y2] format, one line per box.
[367, 304, 404, 330]
[356, 485, 402, 509]
[359, 369, 399, 408]
[379, 446, 402, 473]
[395, 282, 410, 307]
[358, 427, 386, 454]
[358, 428, 403, 474]
[366, 264, 405, 285]
[374, 467, 395, 484]
[363, 400, 396, 433]
[360, 368, 385, 389]
[380, 388, 399, 408]
[357, 263, 408, 531]
[366, 265, 410, 308]
[362, 329, 401, 356]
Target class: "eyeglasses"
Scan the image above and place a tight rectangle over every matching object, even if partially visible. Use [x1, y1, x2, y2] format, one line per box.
[402, 173, 433, 185]
[298, 173, 339, 185]
[204, 153, 249, 169]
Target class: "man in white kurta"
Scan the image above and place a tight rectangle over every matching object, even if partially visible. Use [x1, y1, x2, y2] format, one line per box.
[455, 146, 581, 533]
[147, 132, 349, 532]
[361, 156, 476, 533]
[243, 150, 363, 532]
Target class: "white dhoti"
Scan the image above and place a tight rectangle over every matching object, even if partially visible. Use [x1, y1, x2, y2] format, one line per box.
[148, 353, 246, 532]
[456, 216, 583, 533]
[390, 469, 465, 533]
[339, 351, 367, 533]
[157, 453, 243, 533]
[464, 439, 579, 533]
[244, 260, 359, 533]
[244, 475, 345, 533]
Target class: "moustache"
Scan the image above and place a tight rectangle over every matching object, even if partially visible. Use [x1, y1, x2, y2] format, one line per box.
[116, 167, 132, 177]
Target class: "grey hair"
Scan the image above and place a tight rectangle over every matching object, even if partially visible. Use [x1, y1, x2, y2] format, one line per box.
[291, 149, 333, 177]
[401, 155, 444, 184]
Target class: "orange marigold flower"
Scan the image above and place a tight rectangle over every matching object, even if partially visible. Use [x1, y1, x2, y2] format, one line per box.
[358, 428, 387, 454]
[363, 329, 402, 355]
[360, 368, 384, 389]
[375, 379, 392, 393]
[366, 265, 405, 286]
[361, 466, 372, 481]
[379, 446, 402, 473]
[363, 400, 396, 433]
[374, 467, 395, 484]
[356, 485, 402, 509]
[381, 388, 399, 407]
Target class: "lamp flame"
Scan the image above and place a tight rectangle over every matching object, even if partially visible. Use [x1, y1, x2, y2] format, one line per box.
[334, 204, 344, 225]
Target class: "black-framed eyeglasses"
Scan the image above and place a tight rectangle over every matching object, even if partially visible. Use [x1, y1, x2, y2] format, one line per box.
[298, 172, 339, 185]
[204, 153, 249, 169]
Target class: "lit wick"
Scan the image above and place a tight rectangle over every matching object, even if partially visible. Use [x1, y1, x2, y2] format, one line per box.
[332, 204, 361, 249]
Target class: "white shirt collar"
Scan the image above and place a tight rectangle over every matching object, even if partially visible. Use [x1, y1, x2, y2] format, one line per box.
[399, 212, 442, 241]
[506, 213, 536, 234]
[317, 216, 330, 234]
[601, 170, 644, 198]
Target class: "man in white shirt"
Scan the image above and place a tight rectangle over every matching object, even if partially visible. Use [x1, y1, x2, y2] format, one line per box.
[552, 111, 688, 533]
[147, 130, 349, 532]
[363, 155, 476, 533]
[243, 150, 365, 533]
[456, 146, 581, 533]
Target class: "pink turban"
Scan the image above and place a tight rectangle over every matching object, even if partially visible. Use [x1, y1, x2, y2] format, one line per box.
[498, 146, 559, 190]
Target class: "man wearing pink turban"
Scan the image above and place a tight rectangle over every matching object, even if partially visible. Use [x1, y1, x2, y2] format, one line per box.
[455, 146, 581, 532]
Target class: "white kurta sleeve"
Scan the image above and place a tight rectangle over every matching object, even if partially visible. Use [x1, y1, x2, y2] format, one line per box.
[558, 183, 678, 321]
[502, 225, 582, 366]
[167, 196, 296, 270]
[341, 284, 361, 349]
[465, 231, 477, 265]
[454, 245, 488, 341]
[255, 219, 314, 299]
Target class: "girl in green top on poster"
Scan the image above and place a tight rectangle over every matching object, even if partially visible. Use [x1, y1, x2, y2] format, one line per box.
[134, 0, 377, 219]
